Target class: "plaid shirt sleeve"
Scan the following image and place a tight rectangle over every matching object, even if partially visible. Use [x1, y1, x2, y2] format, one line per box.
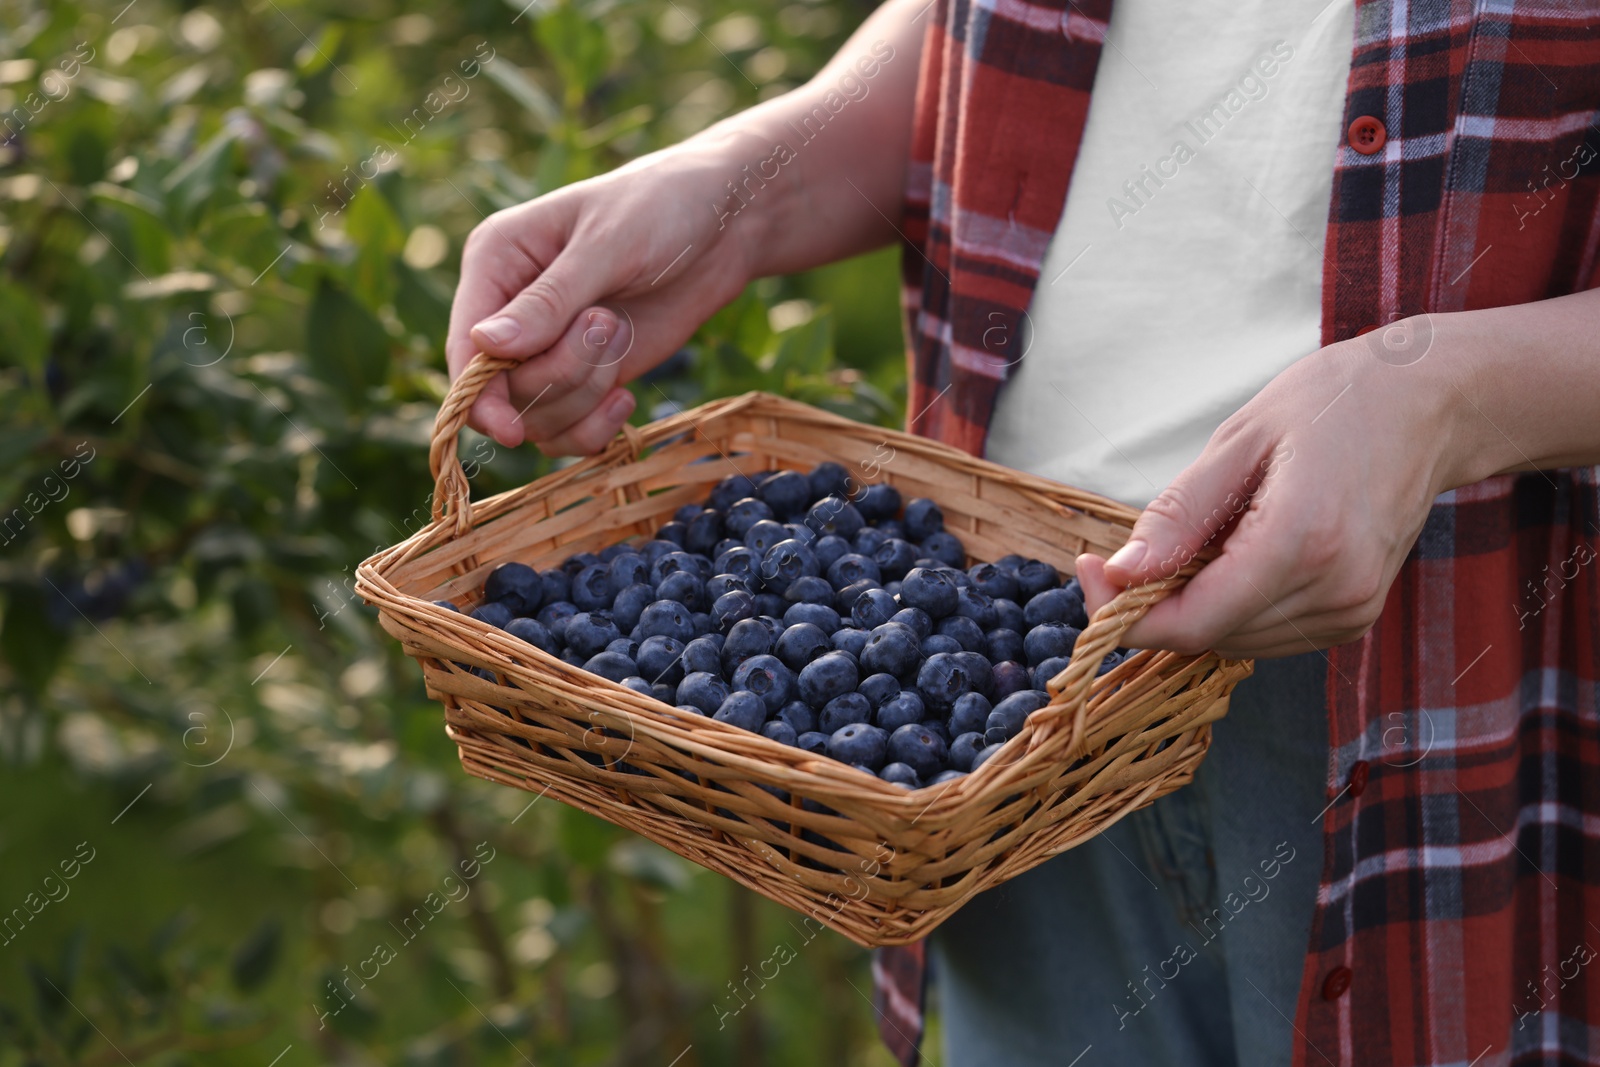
[882, 2, 1600, 1065]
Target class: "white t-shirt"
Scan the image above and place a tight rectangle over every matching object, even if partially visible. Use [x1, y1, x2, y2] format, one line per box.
[984, 0, 1357, 509]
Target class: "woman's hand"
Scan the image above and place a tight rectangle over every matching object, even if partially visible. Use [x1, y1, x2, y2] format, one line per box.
[1074, 328, 1463, 660]
[1076, 289, 1600, 659]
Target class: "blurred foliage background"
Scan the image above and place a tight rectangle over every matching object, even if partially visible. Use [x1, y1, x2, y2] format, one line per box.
[0, 0, 910, 1062]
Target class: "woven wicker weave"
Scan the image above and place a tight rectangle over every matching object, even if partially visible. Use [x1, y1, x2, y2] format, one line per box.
[356, 353, 1254, 947]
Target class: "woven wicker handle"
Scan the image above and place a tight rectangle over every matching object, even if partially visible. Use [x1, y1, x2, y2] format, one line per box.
[429, 352, 520, 532]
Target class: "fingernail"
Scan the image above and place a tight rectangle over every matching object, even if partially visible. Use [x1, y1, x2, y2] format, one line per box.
[606, 390, 635, 422]
[1106, 539, 1147, 574]
[473, 317, 520, 346]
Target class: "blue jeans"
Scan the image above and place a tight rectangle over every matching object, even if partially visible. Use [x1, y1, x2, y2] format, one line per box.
[929, 652, 1329, 1066]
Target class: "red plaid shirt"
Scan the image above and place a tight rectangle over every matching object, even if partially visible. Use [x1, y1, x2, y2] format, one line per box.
[877, 1, 1600, 1065]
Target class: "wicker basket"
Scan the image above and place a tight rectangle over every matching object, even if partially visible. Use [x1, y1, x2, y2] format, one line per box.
[356, 353, 1254, 947]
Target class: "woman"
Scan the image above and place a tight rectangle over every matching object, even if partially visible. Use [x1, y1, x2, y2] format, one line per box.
[446, 0, 1600, 1062]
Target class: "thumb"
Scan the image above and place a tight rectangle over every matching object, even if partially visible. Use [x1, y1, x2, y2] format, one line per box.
[469, 247, 613, 362]
[1103, 438, 1277, 587]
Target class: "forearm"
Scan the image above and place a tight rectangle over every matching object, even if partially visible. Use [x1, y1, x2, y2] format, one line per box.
[1427, 288, 1600, 488]
[670, 0, 929, 278]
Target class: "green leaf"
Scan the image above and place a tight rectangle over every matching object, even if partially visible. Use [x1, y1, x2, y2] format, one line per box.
[538, 2, 610, 102]
[0, 586, 68, 694]
[769, 309, 834, 380]
[481, 59, 560, 132]
[0, 283, 47, 377]
[306, 278, 391, 395]
[394, 259, 451, 346]
[295, 23, 345, 76]
[161, 128, 239, 228]
[230, 918, 282, 992]
[344, 185, 402, 308]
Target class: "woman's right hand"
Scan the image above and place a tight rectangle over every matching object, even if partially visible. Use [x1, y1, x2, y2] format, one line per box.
[445, 144, 759, 455]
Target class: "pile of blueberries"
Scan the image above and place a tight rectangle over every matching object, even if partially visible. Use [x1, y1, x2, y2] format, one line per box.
[437, 463, 1130, 791]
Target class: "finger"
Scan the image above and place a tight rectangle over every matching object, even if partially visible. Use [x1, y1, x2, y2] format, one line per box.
[506, 306, 633, 443]
[469, 240, 619, 362]
[535, 387, 638, 457]
[1103, 434, 1287, 587]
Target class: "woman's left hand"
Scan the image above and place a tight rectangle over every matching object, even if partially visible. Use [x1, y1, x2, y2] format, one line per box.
[1074, 324, 1463, 660]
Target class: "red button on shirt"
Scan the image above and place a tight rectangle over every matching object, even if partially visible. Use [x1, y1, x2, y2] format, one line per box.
[1349, 116, 1386, 155]
[1348, 760, 1370, 798]
[1322, 966, 1353, 1001]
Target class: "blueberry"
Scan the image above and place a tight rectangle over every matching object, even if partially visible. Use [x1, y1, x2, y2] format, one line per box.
[745, 519, 790, 557]
[505, 616, 557, 655]
[598, 544, 631, 563]
[731, 654, 796, 714]
[903, 498, 944, 541]
[638, 600, 695, 643]
[1016, 559, 1061, 600]
[710, 472, 763, 511]
[725, 497, 776, 540]
[919, 633, 963, 658]
[536, 600, 578, 640]
[753, 593, 787, 618]
[714, 690, 768, 732]
[808, 462, 851, 502]
[1025, 586, 1089, 629]
[484, 562, 543, 615]
[678, 636, 722, 676]
[642, 538, 684, 565]
[1025, 622, 1080, 666]
[650, 551, 699, 586]
[851, 526, 888, 558]
[851, 587, 899, 630]
[750, 470, 804, 519]
[761, 719, 799, 746]
[917, 652, 974, 712]
[606, 637, 640, 659]
[827, 553, 881, 590]
[921, 719, 952, 745]
[619, 676, 655, 697]
[784, 575, 834, 605]
[985, 628, 1024, 664]
[691, 612, 714, 637]
[562, 551, 601, 577]
[470, 601, 515, 629]
[948, 732, 987, 771]
[831, 627, 869, 658]
[875, 691, 926, 731]
[784, 522, 818, 545]
[757, 538, 819, 594]
[611, 583, 656, 633]
[879, 762, 922, 788]
[430, 598, 457, 612]
[685, 510, 724, 556]
[812, 535, 851, 573]
[798, 651, 860, 708]
[1032, 656, 1071, 690]
[889, 606, 932, 640]
[953, 586, 997, 629]
[986, 689, 1052, 745]
[1097, 649, 1127, 677]
[920, 532, 966, 568]
[873, 538, 919, 582]
[534, 569, 569, 606]
[584, 650, 638, 683]
[796, 730, 830, 754]
[708, 538, 741, 560]
[778, 700, 819, 735]
[992, 598, 1026, 634]
[826, 722, 888, 769]
[636, 635, 686, 686]
[834, 579, 881, 618]
[711, 589, 757, 631]
[855, 483, 902, 523]
[568, 563, 613, 612]
[677, 672, 731, 714]
[705, 574, 751, 602]
[784, 601, 841, 633]
[858, 672, 902, 709]
[820, 691, 873, 733]
[805, 496, 865, 541]
[889, 723, 948, 779]
[714, 547, 761, 583]
[656, 521, 689, 547]
[721, 618, 773, 672]
[992, 660, 1033, 701]
[676, 703, 707, 716]
[672, 503, 705, 525]
[605, 553, 650, 596]
[559, 648, 587, 667]
[564, 611, 621, 658]
[899, 567, 958, 619]
[858, 622, 919, 678]
[935, 614, 985, 653]
[970, 745, 1005, 771]
[949, 692, 993, 736]
[994, 553, 1027, 574]
[967, 562, 1019, 602]
[655, 569, 706, 611]
[775, 621, 832, 671]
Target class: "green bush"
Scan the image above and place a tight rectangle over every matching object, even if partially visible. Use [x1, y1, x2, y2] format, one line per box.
[0, 1, 908, 1063]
